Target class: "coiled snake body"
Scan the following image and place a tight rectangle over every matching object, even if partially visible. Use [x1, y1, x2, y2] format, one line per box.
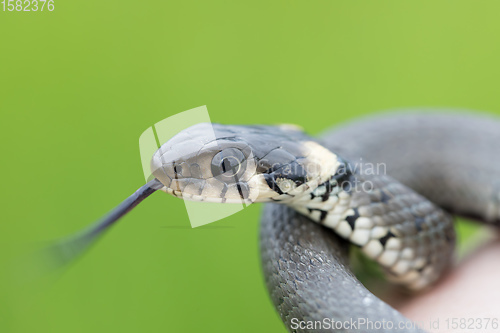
[53, 110, 500, 333]
[260, 111, 500, 332]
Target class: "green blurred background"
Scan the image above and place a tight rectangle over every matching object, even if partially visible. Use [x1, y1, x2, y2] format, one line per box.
[1, 1, 500, 332]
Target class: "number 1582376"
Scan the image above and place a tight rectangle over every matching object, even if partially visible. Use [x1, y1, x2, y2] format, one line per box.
[1, 0, 54, 11]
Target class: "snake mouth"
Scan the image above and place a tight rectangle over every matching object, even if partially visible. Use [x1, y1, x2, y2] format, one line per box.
[151, 156, 287, 204]
[157, 177, 260, 204]
[151, 163, 336, 205]
[150, 147, 281, 203]
[160, 177, 284, 204]
[150, 153, 322, 204]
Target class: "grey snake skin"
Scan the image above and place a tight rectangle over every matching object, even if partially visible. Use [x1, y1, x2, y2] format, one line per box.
[260, 111, 500, 332]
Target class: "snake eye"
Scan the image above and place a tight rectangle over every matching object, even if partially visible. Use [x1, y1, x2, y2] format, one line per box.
[211, 148, 245, 178]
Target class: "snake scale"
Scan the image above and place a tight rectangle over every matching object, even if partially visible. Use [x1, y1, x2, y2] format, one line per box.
[260, 111, 500, 332]
[51, 110, 500, 333]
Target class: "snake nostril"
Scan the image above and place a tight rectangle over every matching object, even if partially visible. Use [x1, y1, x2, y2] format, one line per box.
[189, 163, 202, 178]
[173, 164, 182, 176]
[173, 162, 192, 178]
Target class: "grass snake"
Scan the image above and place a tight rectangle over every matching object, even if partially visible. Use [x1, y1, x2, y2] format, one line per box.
[49, 110, 500, 333]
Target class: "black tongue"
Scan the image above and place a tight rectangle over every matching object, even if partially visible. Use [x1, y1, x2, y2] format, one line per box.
[40, 178, 163, 270]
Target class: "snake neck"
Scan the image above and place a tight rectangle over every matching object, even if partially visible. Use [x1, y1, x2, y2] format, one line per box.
[284, 159, 456, 291]
[286, 162, 368, 243]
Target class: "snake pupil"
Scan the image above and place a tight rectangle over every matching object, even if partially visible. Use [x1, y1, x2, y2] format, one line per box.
[221, 159, 228, 173]
[221, 157, 240, 174]
[211, 148, 245, 178]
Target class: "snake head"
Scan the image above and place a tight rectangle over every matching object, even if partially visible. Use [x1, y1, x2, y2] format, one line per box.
[150, 123, 341, 203]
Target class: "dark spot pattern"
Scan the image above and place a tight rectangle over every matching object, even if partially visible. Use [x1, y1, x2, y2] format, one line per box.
[379, 231, 396, 247]
[345, 208, 360, 230]
[379, 190, 391, 203]
[414, 217, 425, 232]
[264, 174, 284, 195]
